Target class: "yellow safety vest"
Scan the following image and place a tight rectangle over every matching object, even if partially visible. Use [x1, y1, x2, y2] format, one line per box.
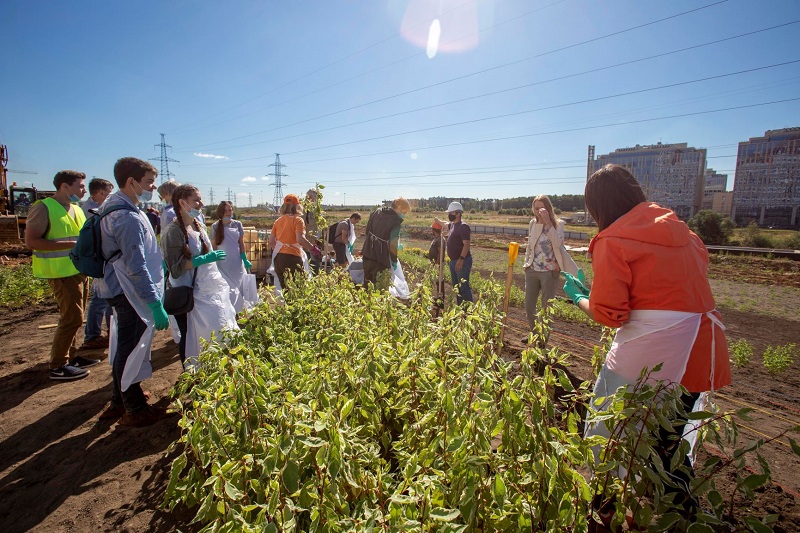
[32, 197, 86, 279]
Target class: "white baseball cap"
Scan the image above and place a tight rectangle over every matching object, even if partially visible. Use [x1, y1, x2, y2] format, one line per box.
[446, 201, 463, 213]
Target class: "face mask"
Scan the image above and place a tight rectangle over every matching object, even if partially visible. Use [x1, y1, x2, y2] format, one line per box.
[68, 194, 81, 202]
[132, 180, 153, 203]
[223, 216, 232, 222]
[187, 208, 202, 219]
[448, 213, 457, 222]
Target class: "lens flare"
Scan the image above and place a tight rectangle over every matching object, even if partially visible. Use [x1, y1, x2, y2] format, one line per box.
[426, 19, 441, 59]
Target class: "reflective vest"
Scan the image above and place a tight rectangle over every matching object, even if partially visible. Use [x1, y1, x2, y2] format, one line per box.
[32, 197, 86, 279]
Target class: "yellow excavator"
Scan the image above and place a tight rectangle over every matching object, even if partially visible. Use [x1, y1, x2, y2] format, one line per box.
[0, 144, 50, 242]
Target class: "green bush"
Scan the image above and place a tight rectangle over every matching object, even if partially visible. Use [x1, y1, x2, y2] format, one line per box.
[687, 210, 734, 245]
[762, 343, 798, 373]
[0, 264, 51, 307]
[729, 338, 753, 368]
[742, 222, 774, 248]
[166, 274, 794, 532]
[780, 231, 800, 250]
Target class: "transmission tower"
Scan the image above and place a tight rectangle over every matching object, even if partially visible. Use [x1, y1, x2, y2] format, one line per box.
[150, 133, 179, 184]
[267, 153, 287, 209]
[209, 187, 215, 204]
[248, 193, 253, 207]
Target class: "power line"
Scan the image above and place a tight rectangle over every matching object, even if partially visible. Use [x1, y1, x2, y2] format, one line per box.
[176, 0, 734, 151]
[183, 57, 800, 156]
[172, 0, 570, 137]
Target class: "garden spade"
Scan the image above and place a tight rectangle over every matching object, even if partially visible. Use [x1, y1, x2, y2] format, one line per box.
[498, 241, 519, 352]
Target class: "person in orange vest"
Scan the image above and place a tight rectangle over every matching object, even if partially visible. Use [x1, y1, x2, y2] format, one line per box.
[25, 170, 101, 381]
[563, 164, 731, 526]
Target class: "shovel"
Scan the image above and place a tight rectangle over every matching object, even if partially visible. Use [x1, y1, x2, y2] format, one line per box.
[498, 241, 519, 352]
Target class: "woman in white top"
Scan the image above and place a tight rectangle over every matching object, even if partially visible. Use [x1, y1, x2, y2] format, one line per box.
[161, 185, 239, 370]
[522, 195, 578, 338]
[210, 201, 257, 312]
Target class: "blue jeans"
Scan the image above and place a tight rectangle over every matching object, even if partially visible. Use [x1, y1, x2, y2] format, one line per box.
[85, 286, 111, 341]
[107, 294, 148, 413]
[449, 255, 473, 305]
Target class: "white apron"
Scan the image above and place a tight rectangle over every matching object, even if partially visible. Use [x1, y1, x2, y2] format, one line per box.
[108, 209, 164, 392]
[175, 229, 239, 368]
[268, 240, 310, 295]
[586, 309, 725, 471]
[388, 259, 410, 299]
[345, 221, 356, 264]
[216, 223, 247, 312]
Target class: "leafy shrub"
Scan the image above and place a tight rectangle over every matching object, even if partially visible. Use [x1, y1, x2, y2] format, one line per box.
[780, 231, 800, 250]
[729, 338, 753, 368]
[0, 264, 51, 307]
[762, 343, 798, 373]
[166, 275, 795, 532]
[687, 210, 734, 245]
[742, 222, 774, 248]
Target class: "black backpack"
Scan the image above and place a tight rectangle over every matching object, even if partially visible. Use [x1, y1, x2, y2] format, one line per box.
[70, 204, 137, 278]
[328, 220, 346, 244]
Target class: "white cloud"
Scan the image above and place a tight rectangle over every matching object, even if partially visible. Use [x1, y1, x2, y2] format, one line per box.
[261, 177, 270, 181]
[410, 152, 418, 160]
[193, 152, 228, 160]
[241, 176, 257, 185]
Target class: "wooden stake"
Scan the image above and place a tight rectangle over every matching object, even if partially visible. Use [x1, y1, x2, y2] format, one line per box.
[498, 242, 519, 353]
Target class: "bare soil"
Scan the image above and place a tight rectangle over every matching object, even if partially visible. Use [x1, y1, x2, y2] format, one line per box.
[1, 249, 799, 531]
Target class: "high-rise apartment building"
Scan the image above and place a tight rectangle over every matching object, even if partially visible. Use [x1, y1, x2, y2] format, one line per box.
[589, 142, 706, 219]
[702, 168, 728, 210]
[732, 127, 800, 228]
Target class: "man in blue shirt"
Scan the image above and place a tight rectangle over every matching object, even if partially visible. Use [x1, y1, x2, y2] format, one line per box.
[94, 157, 170, 427]
[79, 178, 114, 351]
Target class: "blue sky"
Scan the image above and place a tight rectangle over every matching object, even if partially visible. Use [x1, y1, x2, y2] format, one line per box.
[2, 0, 799, 207]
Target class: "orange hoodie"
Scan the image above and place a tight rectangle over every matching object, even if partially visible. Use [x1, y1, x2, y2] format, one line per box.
[588, 202, 730, 392]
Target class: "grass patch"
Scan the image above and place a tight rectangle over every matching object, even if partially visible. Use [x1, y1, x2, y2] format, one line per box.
[0, 264, 52, 307]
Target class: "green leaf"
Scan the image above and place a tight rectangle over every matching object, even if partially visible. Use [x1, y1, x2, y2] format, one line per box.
[430, 507, 461, 522]
[224, 481, 244, 500]
[493, 475, 507, 505]
[741, 473, 769, 491]
[282, 460, 300, 493]
[743, 516, 774, 533]
[687, 523, 715, 533]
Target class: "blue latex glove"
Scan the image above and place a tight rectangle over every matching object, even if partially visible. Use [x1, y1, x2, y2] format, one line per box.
[192, 250, 226, 267]
[562, 269, 590, 305]
[397, 242, 404, 251]
[391, 260, 398, 270]
[147, 300, 170, 330]
[240, 252, 253, 270]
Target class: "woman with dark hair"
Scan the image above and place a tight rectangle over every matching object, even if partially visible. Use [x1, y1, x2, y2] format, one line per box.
[210, 201, 257, 312]
[161, 185, 238, 370]
[268, 194, 316, 291]
[564, 164, 731, 526]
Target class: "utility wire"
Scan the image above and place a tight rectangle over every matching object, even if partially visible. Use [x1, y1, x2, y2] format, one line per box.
[182, 57, 800, 154]
[173, 0, 568, 135]
[176, 0, 732, 148]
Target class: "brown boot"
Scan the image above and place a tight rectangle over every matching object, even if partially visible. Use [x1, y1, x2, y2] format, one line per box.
[119, 405, 167, 427]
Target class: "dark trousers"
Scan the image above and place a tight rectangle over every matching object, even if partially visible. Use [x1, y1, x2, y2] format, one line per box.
[363, 257, 388, 287]
[107, 294, 148, 414]
[274, 252, 304, 290]
[333, 242, 348, 265]
[175, 313, 188, 364]
[656, 391, 701, 512]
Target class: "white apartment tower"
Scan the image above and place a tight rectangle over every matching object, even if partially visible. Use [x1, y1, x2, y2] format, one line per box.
[732, 127, 800, 228]
[589, 142, 706, 219]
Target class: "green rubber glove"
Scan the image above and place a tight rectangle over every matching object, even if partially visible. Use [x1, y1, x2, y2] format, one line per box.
[192, 250, 226, 267]
[391, 260, 398, 270]
[562, 269, 590, 305]
[147, 300, 170, 330]
[397, 242, 404, 251]
[240, 252, 253, 270]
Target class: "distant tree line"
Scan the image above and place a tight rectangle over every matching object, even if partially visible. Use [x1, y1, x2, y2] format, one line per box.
[413, 194, 585, 213]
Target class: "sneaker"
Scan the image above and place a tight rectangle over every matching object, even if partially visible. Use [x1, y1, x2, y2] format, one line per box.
[119, 405, 168, 427]
[70, 355, 102, 369]
[78, 337, 109, 351]
[49, 364, 89, 381]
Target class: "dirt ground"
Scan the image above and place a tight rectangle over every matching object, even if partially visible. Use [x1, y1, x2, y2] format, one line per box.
[1, 250, 799, 531]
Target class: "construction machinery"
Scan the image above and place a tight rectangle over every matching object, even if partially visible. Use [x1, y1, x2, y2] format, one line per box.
[0, 144, 49, 242]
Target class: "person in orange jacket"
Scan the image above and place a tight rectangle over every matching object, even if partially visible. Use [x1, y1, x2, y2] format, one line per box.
[563, 164, 731, 524]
